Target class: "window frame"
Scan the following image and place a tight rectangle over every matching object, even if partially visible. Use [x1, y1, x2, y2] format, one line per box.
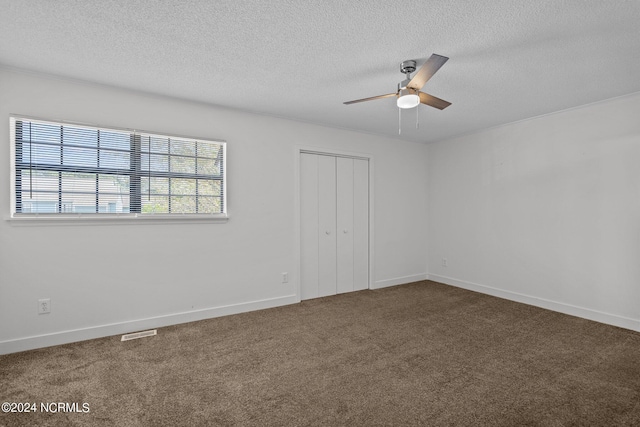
[8, 115, 228, 223]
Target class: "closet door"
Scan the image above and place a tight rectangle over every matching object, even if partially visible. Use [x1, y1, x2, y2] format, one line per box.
[336, 157, 355, 293]
[352, 158, 369, 291]
[300, 153, 320, 300]
[337, 157, 369, 293]
[317, 155, 338, 297]
[300, 152, 368, 300]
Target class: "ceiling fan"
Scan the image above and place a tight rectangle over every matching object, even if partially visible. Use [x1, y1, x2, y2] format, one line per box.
[344, 54, 451, 111]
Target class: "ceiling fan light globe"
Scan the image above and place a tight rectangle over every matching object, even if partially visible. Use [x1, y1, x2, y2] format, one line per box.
[397, 93, 420, 109]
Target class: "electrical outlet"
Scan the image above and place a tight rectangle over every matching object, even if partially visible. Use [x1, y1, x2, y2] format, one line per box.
[282, 272, 288, 283]
[441, 258, 448, 267]
[38, 298, 51, 314]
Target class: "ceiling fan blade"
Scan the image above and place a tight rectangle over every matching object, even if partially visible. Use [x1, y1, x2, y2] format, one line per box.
[343, 93, 397, 105]
[407, 54, 449, 91]
[419, 92, 451, 110]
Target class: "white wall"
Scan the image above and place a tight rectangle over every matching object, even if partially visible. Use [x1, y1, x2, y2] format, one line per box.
[0, 68, 429, 354]
[427, 92, 640, 331]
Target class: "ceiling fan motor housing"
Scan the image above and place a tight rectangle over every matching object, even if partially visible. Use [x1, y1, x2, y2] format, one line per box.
[398, 79, 411, 91]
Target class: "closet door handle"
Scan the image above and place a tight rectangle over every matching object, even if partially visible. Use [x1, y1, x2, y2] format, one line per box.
[343, 230, 349, 234]
[325, 231, 331, 235]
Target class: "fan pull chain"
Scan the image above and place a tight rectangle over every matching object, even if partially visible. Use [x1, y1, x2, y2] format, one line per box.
[398, 107, 401, 135]
[416, 105, 419, 129]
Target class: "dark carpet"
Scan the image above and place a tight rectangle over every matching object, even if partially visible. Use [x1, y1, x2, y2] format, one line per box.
[1, 281, 639, 426]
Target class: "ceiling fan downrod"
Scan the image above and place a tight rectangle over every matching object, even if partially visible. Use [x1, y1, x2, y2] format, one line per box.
[398, 59, 416, 92]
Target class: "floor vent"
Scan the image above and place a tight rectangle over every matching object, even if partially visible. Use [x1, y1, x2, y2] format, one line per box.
[121, 329, 157, 342]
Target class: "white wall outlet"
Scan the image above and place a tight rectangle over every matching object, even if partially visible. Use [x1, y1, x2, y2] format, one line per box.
[282, 272, 289, 283]
[38, 298, 51, 314]
[442, 258, 448, 267]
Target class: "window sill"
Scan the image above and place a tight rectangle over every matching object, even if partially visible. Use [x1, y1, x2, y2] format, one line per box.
[5, 213, 229, 225]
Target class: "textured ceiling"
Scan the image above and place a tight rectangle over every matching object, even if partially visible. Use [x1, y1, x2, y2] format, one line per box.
[1, 0, 639, 143]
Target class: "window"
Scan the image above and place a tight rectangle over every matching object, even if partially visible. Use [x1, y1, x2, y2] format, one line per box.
[10, 117, 226, 219]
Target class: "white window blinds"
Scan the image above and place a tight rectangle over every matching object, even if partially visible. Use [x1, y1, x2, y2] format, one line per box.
[12, 117, 225, 216]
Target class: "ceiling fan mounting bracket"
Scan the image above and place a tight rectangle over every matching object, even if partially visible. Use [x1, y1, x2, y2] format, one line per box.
[399, 60, 417, 76]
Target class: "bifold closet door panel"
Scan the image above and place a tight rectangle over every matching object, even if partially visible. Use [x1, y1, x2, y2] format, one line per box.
[300, 153, 320, 300]
[353, 158, 369, 291]
[317, 155, 338, 298]
[336, 157, 355, 294]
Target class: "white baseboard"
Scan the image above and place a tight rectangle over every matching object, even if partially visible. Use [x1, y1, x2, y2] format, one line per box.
[0, 294, 299, 355]
[373, 273, 428, 290]
[428, 274, 640, 333]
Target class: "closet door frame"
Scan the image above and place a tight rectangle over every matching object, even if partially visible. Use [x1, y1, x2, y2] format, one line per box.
[294, 147, 374, 301]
